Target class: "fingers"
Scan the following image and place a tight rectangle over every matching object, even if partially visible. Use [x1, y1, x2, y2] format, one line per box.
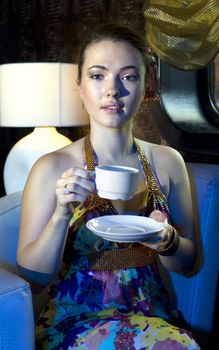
[142, 210, 170, 249]
[56, 167, 96, 206]
[149, 209, 168, 223]
[141, 219, 174, 251]
[61, 167, 95, 181]
[159, 222, 173, 244]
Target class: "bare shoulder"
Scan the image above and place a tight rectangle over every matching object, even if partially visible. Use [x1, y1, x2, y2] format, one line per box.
[136, 137, 183, 159]
[25, 136, 86, 189]
[135, 138, 187, 185]
[33, 137, 85, 172]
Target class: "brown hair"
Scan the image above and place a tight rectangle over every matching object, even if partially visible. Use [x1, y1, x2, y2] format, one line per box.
[77, 23, 149, 83]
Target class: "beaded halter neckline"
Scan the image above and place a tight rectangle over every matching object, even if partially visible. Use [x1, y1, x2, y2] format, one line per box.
[83, 135, 169, 217]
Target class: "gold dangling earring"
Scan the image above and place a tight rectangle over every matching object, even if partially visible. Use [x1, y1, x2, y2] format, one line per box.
[82, 102, 86, 111]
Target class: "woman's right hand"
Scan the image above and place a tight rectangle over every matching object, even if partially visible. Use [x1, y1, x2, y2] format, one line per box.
[55, 167, 96, 216]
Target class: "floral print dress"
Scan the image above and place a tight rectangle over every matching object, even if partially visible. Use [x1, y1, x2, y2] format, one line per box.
[35, 137, 200, 350]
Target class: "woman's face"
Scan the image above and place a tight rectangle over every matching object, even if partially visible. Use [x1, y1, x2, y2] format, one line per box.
[78, 40, 146, 129]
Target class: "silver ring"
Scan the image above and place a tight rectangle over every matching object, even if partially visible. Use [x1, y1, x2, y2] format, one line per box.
[63, 185, 70, 195]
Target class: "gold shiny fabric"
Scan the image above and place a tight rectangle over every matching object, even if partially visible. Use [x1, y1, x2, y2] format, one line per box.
[144, 0, 219, 70]
[88, 245, 156, 270]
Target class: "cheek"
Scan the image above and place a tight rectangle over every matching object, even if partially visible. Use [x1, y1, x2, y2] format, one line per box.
[125, 89, 144, 116]
[129, 87, 144, 107]
[81, 82, 100, 106]
[80, 88, 93, 107]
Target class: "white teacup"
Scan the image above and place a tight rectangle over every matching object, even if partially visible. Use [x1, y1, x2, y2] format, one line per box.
[95, 165, 139, 200]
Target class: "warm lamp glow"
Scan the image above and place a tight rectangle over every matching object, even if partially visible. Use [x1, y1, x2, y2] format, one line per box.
[0, 62, 89, 127]
[0, 62, 89, 194]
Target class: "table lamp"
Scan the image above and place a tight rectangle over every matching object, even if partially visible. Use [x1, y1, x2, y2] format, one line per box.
[0, 62, 89, 194]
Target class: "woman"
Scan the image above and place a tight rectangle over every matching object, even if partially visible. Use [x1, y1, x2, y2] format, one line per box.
[17, 24, 200, 349]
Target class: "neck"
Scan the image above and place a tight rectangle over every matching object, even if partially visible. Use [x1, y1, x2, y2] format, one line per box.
[89, 124, 135, 163]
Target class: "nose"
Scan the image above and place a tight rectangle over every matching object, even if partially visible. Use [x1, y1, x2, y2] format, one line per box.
[106, 88, 120, 98]
[104, 78, 120, 99]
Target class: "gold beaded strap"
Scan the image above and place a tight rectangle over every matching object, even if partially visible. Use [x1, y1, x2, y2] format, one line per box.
[85, 134, 166, 197]
[84, 135, 118, 215]
[88, 244, 156, 271]
[84, 134, 169, 216]
[133, 139, 169, 215]
[84, 135, 95, 170]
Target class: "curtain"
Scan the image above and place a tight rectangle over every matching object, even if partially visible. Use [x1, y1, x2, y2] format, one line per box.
[0, 0, 145, 63]
[144, 0, 219, 70]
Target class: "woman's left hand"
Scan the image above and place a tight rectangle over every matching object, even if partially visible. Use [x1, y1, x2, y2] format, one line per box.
[140, 210, 175, 251]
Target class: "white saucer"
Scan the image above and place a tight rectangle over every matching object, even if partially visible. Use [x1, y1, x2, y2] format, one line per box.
[86, 215, 164, 242]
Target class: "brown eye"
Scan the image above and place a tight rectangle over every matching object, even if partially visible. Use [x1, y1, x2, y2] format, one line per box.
[90, 74, 104, 80]
[122, 74, 139, 81]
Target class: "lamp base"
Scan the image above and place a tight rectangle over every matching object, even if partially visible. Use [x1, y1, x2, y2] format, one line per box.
[3, 127, 72, 194]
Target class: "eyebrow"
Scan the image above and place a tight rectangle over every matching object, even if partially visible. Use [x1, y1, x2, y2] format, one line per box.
[87, 65, 140, 72]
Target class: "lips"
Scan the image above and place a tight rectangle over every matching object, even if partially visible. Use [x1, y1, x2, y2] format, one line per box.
[101, 103, 124, 113]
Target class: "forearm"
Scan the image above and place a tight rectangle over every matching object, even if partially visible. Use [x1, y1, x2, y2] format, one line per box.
[17, 212, 71, 280]
[158, 235, 197, 275]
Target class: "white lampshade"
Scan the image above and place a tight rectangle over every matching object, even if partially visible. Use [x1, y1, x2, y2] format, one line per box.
[0, 62, 89, 194]
[0, 62, 89, 127]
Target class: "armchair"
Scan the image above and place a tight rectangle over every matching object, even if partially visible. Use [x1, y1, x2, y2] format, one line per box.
[0, 191, 35, 349]
[0, 163, 219, 349]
